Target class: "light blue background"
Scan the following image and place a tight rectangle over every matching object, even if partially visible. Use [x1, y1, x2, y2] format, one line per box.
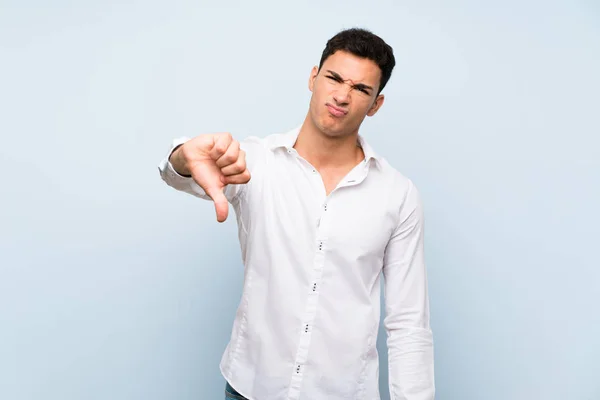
[1, 1, 599, 399]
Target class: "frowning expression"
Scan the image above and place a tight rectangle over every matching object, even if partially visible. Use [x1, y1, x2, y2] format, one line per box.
[308, 50, 385, 138]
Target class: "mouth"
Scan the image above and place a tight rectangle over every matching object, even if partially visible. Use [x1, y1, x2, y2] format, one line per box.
[326, 103, 348, 117]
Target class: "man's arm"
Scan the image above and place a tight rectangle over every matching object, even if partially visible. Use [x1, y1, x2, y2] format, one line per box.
[158, 137, 214, 199]
[382, 179, 435, 400]
[158, 132, 258, 222]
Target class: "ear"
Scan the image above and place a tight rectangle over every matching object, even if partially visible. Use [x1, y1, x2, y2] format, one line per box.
[308, 66, 319, 92]
[367, 94, 385, 117]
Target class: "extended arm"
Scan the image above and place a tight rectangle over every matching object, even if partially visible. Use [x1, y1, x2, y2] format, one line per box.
[157, 132, 253, 222]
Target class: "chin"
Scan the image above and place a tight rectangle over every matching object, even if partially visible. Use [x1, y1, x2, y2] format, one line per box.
[320, 118, 358, 139]
[309, 109, 355, 138]
[323, 128, 347, 139]
[316, 122, 341, 137]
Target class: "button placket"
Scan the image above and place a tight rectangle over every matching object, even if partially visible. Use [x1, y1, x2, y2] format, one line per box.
[288, 186, 331, 394]
[289, 234, 327, 391]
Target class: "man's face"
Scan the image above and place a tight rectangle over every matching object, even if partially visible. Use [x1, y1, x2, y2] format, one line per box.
[308, 50, 385, 139]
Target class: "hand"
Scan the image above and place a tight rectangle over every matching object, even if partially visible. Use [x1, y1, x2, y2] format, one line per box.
[171, 132, 251, 222]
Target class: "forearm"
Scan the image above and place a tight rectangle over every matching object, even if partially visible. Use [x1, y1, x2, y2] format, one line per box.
[387, 325, 435, 400]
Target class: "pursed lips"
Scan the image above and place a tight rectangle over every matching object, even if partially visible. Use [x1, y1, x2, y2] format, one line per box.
[326, 103, 348, 117]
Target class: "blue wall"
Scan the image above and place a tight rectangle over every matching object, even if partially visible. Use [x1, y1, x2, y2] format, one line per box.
[1, 1, 598, 399]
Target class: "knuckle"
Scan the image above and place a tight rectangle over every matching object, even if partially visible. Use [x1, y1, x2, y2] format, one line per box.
[215, 144, 228, 154]
[224, 153, 237, 164]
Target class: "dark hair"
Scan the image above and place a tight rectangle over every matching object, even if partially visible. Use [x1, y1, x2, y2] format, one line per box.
[318, 28, 395, 94]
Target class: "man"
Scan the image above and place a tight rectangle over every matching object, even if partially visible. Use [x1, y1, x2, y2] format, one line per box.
[158, 28, 434, 400]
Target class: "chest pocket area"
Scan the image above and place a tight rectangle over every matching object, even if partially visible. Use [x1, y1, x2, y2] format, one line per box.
[324, 193, 396, 267]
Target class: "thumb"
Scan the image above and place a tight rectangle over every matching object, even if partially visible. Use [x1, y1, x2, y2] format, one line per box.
[205, 186, 229, 223]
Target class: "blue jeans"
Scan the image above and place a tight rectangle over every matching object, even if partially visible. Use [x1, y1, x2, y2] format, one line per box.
[225, 381, 248, 400]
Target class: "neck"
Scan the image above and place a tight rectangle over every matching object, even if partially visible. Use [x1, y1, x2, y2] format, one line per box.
[294, 115, 364, 169]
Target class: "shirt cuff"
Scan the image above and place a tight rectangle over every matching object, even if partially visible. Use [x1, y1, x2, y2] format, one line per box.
[158, 137, 198, 186]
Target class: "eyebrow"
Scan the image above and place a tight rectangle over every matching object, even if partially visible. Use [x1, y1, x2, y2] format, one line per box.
[325, 70, 374, 92]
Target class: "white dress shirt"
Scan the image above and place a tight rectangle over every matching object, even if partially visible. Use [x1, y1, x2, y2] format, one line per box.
[158, 126, 435, 400]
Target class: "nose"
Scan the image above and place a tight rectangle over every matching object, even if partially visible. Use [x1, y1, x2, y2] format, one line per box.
[333, 83, 351, 106]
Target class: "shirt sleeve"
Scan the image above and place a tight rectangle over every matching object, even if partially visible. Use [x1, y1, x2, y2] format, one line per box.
[157, 135, 263, 203]
[382, 179, 435, 400]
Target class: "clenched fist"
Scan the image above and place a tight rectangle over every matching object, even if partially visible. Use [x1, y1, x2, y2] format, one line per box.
[170, 132, 250, 222]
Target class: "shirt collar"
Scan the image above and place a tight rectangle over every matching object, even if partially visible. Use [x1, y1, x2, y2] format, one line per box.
[268, 126, 381, 168]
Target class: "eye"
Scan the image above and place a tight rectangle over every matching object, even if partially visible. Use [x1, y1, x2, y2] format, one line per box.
[326, 75, 342, 82]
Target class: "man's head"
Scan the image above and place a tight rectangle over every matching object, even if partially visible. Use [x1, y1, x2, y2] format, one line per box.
[307, 28, 395, 138]
[318, 28, 395, 95]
